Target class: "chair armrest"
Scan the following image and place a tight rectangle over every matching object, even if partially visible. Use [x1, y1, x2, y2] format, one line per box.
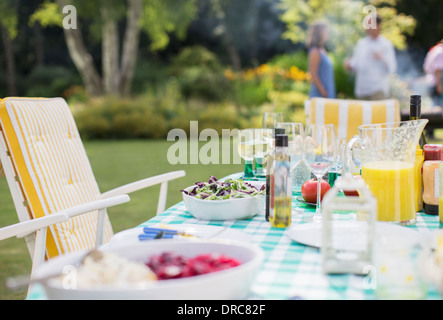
[100, 170, 186, 198]
[61, 194, 130, 219]
[0, 213, 69, 241]
[13, 194, 130, 239]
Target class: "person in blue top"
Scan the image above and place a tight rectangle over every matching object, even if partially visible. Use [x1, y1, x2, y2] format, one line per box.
[306, 22, 336, 99]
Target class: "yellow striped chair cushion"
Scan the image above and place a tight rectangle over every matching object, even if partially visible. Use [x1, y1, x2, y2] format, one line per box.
[305, 98, 401, 141]
[0, 97, 113, 259]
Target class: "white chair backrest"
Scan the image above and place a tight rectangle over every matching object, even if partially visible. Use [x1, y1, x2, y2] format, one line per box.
[304, 98, 401, 141]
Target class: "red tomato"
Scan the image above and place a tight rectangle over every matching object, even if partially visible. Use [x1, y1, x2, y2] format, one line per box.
[301, 178, 331, 204]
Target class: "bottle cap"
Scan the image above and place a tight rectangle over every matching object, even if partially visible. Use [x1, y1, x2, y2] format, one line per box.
[273, 128, 285, 137]
[410, 95, 421, 118]
[275, 134, 288, 147]
[424, 144, 443, 160]
[423, 203, 439, 215]
[410, 94, 421, 105]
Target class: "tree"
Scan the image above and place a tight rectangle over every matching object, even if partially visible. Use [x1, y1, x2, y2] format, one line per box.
[0, 0, 19, 96]
[31, 0, 198, 97]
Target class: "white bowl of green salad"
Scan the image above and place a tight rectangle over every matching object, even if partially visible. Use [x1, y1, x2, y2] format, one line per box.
[181, 176, 265, 220]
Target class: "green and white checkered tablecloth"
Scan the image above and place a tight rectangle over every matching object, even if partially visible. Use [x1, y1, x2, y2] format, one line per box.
[141, 187, 441, 300]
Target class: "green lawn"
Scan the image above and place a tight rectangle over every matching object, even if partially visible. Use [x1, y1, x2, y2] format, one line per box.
[0, 139, 242, 300]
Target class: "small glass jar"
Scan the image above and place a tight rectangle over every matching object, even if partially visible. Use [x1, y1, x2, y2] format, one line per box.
[440, 162, 443, 227]
[423, 161, 441, 215]
[321, 174, 377, 275]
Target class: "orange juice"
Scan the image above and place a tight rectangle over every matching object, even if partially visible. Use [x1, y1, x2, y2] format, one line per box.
[362, 161, 415, 224]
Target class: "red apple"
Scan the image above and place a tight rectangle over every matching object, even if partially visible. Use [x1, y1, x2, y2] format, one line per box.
[343, 175, 361, 197]
[301, 178, 331, 204]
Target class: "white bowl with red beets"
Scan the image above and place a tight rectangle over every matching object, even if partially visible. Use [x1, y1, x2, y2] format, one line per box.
[34, 239, 265, 300]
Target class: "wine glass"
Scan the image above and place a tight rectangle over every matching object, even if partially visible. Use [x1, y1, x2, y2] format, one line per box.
[276, 122, 304, 171]
[276, 122, 305, 216]
[262, 112, 283, 130]
[237, 129, 255, 178]
[260, 112, 283, 176]
[303, 124, 337, 218]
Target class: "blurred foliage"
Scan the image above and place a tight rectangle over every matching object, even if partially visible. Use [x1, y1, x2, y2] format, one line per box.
[0, 1, 18, 39]
[278, 0, 416, 55]
[170, 46, 230, 101]
[29, 2, 63, 28]
[140, 0, 199, 51]
[25, 65, 81, 98]
[72, 78, 259, 139]
[69, 41, 314, 141]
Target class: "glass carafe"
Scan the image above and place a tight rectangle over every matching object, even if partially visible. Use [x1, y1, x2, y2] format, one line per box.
[346, 119, 428, 225]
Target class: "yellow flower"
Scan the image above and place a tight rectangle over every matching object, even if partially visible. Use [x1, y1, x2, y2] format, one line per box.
[224, 69, 236, 80]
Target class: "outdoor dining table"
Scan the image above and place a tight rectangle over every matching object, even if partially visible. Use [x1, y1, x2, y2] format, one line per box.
[27, 173, 442, 300]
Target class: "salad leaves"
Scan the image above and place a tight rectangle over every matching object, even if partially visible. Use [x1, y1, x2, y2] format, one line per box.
[181, 176, 265, 200]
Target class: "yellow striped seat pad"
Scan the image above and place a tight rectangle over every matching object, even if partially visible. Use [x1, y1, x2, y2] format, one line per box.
[307, 98, 400, 141]
[0, 97, 113, 259]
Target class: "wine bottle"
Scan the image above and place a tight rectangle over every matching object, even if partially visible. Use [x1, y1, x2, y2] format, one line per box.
[409, 94, 427, 148]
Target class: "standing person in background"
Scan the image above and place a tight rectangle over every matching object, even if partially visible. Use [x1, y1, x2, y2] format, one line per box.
[423, 39, 443, 107]
[344, 16, 396, 100]
[307, 21, 336, 99]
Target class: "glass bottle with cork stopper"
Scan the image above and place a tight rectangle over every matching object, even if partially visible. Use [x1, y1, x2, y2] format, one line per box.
[269, 134, 292, 228]
[266, 128, 285, 221]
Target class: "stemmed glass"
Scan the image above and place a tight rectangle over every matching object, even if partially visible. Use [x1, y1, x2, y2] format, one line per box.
[260, 112, 283, 176]
[303, 124, 337, 218]
[276, 122, 304, 172]
[276, 122, 305, 215]
[262, 112, 284, 130]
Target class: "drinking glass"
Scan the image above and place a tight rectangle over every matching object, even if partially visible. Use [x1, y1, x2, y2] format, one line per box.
[237, 129, 255, 178]
[303, 124, 337, 217]
[253, 128, 272, 177]
[238, 129, 272, 179]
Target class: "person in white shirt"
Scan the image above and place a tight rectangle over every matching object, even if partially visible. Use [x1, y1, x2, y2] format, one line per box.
[344, 16, 397, 100]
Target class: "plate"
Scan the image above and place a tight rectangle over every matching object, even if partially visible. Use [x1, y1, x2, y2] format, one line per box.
[107, 224, 251, 248]
[296, 196, 316, 206]
[287, 221, 422, 250]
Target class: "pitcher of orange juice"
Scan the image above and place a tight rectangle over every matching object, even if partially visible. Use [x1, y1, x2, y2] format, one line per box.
[346, 119, 428, 225]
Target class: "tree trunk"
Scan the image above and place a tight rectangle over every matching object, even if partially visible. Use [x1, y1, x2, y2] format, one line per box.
[33, 23, 44, 67]
[119, 0, 142, 96]
[1, 25, 17, 96]
[101, 6, 120, 95]
[56, 0, 102, 97]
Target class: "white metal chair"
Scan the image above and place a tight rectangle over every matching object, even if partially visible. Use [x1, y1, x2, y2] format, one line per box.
[0, 97, 185, 280]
